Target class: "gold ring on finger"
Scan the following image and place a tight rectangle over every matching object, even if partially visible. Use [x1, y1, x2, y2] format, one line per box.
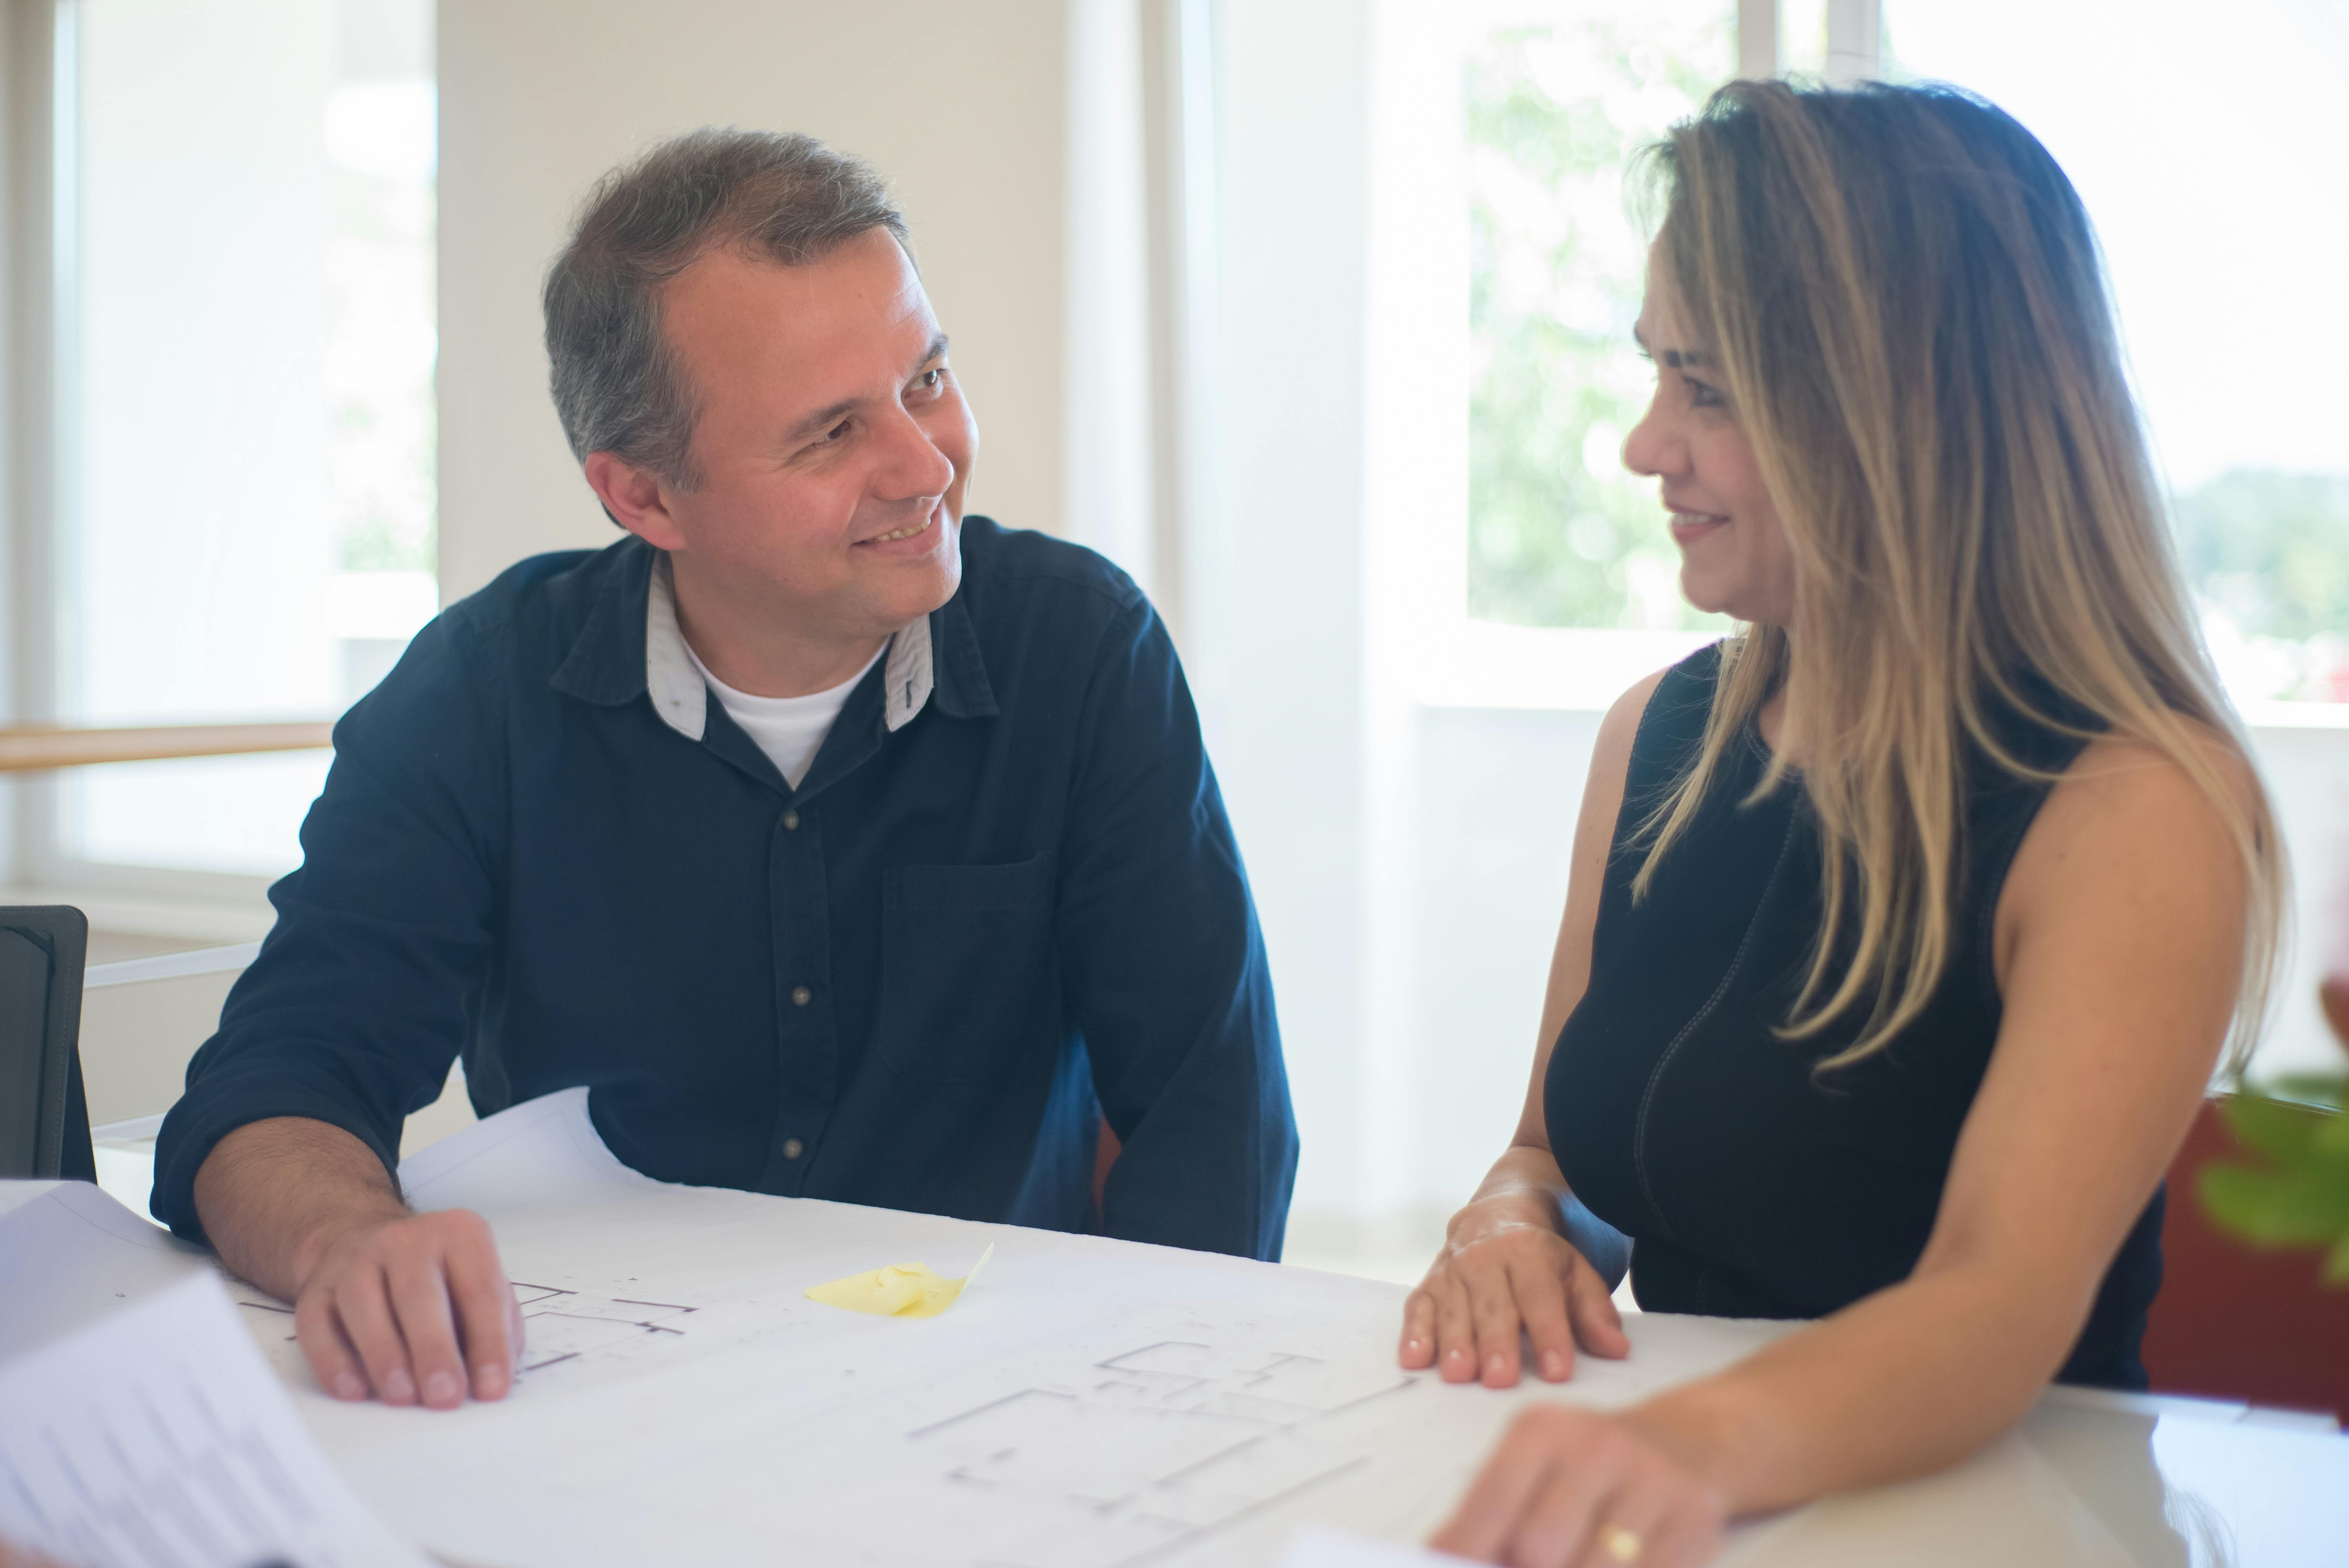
[1599, 1523, 1643, 1563]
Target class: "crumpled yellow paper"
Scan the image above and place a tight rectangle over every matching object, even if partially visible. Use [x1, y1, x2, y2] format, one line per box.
[804, 1243, 994, 1318]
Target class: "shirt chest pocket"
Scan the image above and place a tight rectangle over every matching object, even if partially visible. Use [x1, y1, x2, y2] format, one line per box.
[876, 852, 1058, 1086]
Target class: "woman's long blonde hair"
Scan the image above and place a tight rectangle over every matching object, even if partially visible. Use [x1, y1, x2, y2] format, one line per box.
[1632, 80, 2283, 1071]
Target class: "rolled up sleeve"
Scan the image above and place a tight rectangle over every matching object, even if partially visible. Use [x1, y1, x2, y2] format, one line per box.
[1057, 597, 1298, 1259]
[150, 612, 507, 1242]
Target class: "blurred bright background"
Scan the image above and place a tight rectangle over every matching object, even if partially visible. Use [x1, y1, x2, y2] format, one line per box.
[6, 0, 2344, 1274]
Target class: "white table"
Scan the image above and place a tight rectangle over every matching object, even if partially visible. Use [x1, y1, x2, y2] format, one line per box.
[65, 1094, 2349, 1566]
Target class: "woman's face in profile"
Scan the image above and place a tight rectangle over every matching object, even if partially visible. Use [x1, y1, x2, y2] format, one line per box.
[1623, 251, 1799, 627]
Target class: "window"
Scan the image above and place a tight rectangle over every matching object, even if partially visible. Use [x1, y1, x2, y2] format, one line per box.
[36, 0, 437, 884]
[1434, 0, 2349, 711]
[1882, 0, 2349, 706]
[1463, 3, 1734, 636]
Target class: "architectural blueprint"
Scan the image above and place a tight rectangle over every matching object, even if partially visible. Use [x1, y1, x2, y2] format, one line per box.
[260, 1091, 1796, 1568]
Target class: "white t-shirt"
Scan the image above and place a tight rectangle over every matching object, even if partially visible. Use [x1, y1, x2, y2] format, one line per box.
[681, 638, 885, 790]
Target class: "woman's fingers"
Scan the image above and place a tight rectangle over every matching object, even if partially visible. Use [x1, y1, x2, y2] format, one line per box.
[1507, 1251, 1578, 1383]
[1564, 1479, 1665, 1568]
[1565, 1252, 1632, 1359]
[1467, 1260, 1532, 1386]
[1431, 1406, 1726, 1568]
[1429, 1407, 1573, 1561]
[1513, 1449, 1621, 1568]
[1430, 1271, 1483, 1383]
[1400, 1287, 1439, 1368]
[1624, 1493, 1728, 1568]
[1409, 1229, 1615, 1386]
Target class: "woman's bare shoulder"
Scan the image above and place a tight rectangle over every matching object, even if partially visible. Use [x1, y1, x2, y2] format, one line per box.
[2005, 716, 2257, 937]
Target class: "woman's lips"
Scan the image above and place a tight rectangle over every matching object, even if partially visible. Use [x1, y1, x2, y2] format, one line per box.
[1668, 510, 1729, 547]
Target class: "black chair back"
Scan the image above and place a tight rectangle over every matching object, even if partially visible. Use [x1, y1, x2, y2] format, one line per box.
[0, 905, 95, 1180]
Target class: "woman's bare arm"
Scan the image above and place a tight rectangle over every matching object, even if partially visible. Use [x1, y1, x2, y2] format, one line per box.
[1399, 669, 1663, 1386]
[1435, 733, 2251, 1563]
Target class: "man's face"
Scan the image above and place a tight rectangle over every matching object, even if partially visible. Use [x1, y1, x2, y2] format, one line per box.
[616, 228, 977, 640]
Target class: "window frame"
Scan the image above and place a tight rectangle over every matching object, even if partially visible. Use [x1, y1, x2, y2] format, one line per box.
[1367, 0, 1875, 713]
[1375, 0, 2349, 723]
[2, 0, 366, 905]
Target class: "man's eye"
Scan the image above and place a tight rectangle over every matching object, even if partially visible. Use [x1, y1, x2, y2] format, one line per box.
[917, 368, 944, 391]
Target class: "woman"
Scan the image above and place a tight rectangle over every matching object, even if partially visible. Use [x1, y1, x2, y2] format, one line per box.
[1407, 80, 2282, 1567]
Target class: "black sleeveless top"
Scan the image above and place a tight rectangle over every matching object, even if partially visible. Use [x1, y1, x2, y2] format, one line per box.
[1546, 645, 2163, 1389]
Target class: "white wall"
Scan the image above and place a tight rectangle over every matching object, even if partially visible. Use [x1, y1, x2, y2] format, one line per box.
[1206, 0, 2349, 1265]
[436, 0, 1070, 598]
[1192, 0, 1375, 1231]
[427, 0, 2349, 1271]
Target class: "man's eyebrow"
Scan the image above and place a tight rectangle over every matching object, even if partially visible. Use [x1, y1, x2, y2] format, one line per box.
[780, 334, 955, 447]
[782, 396, 861, 445]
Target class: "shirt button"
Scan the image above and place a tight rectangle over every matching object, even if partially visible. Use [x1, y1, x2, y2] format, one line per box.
[781, 809, 800, 831]
[782, 1138, 805, 1160]
[791, 984, 812, 1007]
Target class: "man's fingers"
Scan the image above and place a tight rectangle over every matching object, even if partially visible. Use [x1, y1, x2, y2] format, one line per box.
[328, 1267, 417, 1405]
[1507, 1253, 1578, 1383]
[1429, 1408, 1569, 1561]
[384, 1250, 469, 1410]
[439, 1214, 518, 1400]
[1565, 1256, 1631, 1359]
[292, 1289, 369, 1402]
[1465, 1265, 1528, 1387]
[1399, 1288, 1439, 1369]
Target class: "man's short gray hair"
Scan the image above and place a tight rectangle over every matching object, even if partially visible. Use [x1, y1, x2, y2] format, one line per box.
[543, 128, 910, 488]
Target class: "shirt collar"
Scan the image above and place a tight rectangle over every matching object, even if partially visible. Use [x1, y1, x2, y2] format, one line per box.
[550, 539, 994, 734]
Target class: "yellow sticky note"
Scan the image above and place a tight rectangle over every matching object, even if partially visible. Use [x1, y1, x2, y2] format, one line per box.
[804, 1242, 994, 1318]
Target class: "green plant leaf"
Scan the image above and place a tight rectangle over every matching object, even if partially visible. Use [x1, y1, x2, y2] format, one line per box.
[2199, 1166, 2293, 1240]
[2221, 1096, 2322, 1161]
[2325, 1233, 2349, 1286]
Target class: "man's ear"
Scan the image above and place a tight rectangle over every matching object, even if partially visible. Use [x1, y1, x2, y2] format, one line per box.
[583, 450, 688, 550]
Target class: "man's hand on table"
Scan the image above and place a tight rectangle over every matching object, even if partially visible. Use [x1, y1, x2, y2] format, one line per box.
[291, 1206, 522, 1407]
[1400, 1193, 1630, 1387]
[194, 1116, 523, 1409]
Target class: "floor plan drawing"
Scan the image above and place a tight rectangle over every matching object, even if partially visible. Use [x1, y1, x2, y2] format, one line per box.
[852, 1324, 1433, 1568]
[221, 1276, 701, 1384]
[508, 1282, 697, 1375]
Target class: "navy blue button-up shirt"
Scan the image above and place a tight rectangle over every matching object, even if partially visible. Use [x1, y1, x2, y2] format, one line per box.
[153, 520, 1297, 1258]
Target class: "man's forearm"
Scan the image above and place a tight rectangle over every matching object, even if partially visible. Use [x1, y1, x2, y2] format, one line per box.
[192, 1117, 410, 1300]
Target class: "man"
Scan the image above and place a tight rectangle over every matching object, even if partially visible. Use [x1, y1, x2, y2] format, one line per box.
[154, 130, 1296, 1411]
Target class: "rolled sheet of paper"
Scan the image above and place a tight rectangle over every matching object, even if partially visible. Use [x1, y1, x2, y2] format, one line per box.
[804, 1242, 994, 1318]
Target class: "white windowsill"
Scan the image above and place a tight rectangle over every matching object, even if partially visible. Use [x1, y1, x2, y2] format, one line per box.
[1411, 623, 2349, 729]
[0, 884, 278, 945]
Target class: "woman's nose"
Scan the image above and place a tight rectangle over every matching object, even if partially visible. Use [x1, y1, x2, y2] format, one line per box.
[1620, 399, 1684, 480]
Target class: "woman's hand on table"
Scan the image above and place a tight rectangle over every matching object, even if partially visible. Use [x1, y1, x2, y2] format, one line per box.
[1400, 1194, 1630, 1386]
[1432, 1404, 1728, 1568]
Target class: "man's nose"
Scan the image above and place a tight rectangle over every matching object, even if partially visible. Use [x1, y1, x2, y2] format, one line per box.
[871, 404, 956, 501]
